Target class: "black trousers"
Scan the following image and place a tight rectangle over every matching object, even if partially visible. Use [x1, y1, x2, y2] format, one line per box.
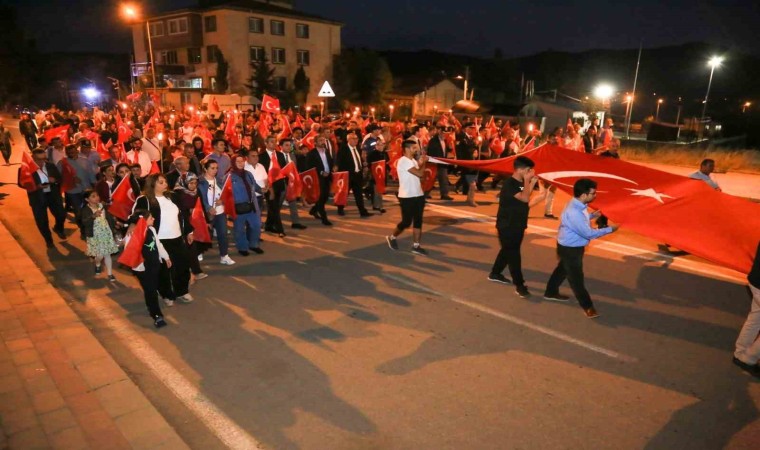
[135, 265, 162, 318]
[338, 172, 367, 213]
[28, 191, 66, 244]
[545, 244, 594, 309]
[491, 227, 526, 286]
[311, 178, 331, 220]
[188, 241, 203, 275]
[265, 185, 285, 233]
[24, 134, 38, 151]
[397, 196, 425, 231]
[158, 237, 191, 300]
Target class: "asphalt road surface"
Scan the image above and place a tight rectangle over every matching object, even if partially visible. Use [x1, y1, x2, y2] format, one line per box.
[1, 118, 758, 450]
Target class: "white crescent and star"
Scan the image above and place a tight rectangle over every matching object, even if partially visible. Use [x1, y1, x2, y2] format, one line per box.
[539, 170, 675, 204]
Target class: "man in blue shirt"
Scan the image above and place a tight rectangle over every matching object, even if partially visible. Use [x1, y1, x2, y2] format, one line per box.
[543, 178, 619, 318]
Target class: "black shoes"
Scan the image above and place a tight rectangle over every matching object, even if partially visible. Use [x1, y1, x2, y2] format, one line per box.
[487, 273, 512, 285]
[360, 211, 373, 218]
[291, 223, 307, 230]
[321, 219, 333, 226]
[733, 357, 760, 378]
[238, 250, 250, 256]
[337, 209, 345, 216]
[154, 316, 167, 328]
[543, 293, 571, 302]
[373, 207, 386, 213]
[515, 284, 531, 298]
[411, 246, 428, 256]
[386, 236, 399, 250]
[441, 196, 454, 201]
[544, 214, 558, 220]
[249, 247, 264, 254]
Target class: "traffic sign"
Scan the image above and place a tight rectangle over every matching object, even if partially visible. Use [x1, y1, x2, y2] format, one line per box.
[318, 81, 335, 97]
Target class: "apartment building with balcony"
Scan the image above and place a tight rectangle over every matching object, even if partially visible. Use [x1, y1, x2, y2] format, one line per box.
[130, 0, 342, 107]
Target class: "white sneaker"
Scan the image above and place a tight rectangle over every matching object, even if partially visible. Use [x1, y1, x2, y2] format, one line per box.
[197, 254, 204, 262]
[163, 298, 175, 307]
[195, 272, 209, 280]
[178, 294, 194, 303]
[220, 255, 236, 265]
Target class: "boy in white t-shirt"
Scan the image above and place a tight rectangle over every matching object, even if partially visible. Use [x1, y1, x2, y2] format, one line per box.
[386, 140, 429, 255]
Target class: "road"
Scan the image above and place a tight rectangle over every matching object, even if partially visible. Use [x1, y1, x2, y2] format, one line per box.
[1, 118, 758, 449]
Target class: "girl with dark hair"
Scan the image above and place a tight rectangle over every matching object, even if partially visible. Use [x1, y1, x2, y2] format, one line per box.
[80, 189, 119, 281]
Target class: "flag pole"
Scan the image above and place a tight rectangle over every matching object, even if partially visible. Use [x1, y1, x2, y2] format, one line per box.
[625, 40, 642, 140]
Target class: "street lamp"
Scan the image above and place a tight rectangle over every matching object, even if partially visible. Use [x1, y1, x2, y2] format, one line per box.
[319, 101, 324, 118]
[593, 84, 614, 110]
[656, 98, 664, 121]
[455, 66, 469, 101]
[121, 3, 158, 95]
[623, 94, 633, 131]
[743, 101, 751, 113]
[389, 104, 394, 120]
[700, 56, 723, 139]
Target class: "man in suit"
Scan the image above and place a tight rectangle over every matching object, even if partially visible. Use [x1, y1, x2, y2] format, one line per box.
[165, 156, 192, 189]
[425, 124, 453, 200]
[306, 135, 333, 226]
[334, 133, 372, 217]
[259, 136, 288, 236]
[24, 149, 67, 247]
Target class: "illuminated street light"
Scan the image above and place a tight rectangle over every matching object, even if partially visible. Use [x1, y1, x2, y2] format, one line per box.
[743, 101, 751, 113]
[656, 98, 664, 121]
[82, 87, 100, 101]
[593, 84, 614, 102]
[700, 56, 724, 139]
[121, 3, 157, 95]
[389, 104, 394, 120]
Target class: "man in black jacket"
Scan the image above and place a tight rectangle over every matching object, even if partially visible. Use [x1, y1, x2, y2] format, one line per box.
[306, 135, 334, 226]
[19, 113, 39, 151]
[425, 125, 453, 200]
[24, 149, 67, 247]
[259, 136, 289, 236]
[334, 133, 371, 217]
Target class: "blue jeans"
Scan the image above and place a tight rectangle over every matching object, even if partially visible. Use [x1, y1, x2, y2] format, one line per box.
[210, 213, 229, 257]
[233, 212, 261, 250]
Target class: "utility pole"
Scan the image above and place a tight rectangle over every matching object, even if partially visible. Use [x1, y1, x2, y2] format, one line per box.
[625, 40, 642, 139]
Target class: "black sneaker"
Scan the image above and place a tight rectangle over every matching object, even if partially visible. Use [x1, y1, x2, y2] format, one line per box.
[543, 293, 570, 302]
[238, 250, 250, 256]
[487, 273, 512, 285]
[291, 223, 307, 230]
[544, 214, 558, 220]
[733, 357, 760, 378]
[95, 265, 102, 275]
[411, 246, 428, 256]
[108, 275, 117, 283]
[154, 316, 167, 328]
[515, 285, 531, 298]
[386, 236, 399, 251]
[249, 247, 264, 254]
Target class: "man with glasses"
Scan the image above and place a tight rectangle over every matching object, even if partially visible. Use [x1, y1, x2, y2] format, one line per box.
[542, 178, 619, 318]
[26, 149, 67, 247]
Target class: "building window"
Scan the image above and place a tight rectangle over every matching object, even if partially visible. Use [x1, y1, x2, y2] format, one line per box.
[296, 23, 309, 39]
[272, 48, 285, 64]
[187, 48, 201, 64]
[270, 20, 284, 36]
[160, 50, 178, 65]
[207, 45, 219, 62]
[167, 18, 188, 35]
[204, 16, 217, 32]
[249, 17, 264, 33]
[274, 76, 287, 91]
[297, 50, 310, 66]
[249, 46, 265, 62]
[176, 78, 203, 89]
[148, 22, 164, 37]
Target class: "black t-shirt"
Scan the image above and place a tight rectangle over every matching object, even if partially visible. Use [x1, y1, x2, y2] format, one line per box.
[496, 177, 529, 229]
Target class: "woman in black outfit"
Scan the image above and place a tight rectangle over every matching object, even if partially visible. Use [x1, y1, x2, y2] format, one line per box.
[129, 174, 194, 306]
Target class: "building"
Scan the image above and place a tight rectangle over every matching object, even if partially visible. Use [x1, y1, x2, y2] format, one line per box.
[386, 76, 464, 118]
[130, 0, 342, 107]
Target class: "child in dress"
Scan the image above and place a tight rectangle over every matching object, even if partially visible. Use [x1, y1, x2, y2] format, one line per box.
[80, 189, 119, 282]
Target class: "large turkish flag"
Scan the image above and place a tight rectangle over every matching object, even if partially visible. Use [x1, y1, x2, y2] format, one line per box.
[371, 160, 386, 194]
[331, 171, 349, 206]
[299, 168, 320, 204]
[433, 144, 760, 275]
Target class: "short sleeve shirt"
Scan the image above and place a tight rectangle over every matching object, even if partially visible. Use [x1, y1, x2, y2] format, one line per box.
[397, 156, 423, 198]
[496, 177, 529, 230]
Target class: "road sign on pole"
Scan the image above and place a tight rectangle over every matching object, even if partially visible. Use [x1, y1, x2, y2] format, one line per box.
[318, 81, 335, 98]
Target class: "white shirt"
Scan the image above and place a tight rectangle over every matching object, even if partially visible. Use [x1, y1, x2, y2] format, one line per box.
[397, 156, 423, 198]
[36, 165, 51, 193]
[689, 170, 720, 190]
[156, 196, 182, 239]
[245, 162, 268, 196]
[317, 148, 330, 173]
[141, 137, 161, 161]
[205, 177, 224, 215]
[127, 150, 152, 177]
[348, 145, 362, 172]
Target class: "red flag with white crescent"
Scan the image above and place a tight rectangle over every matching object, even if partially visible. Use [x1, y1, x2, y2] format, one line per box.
[299, 168, 320, 204]
[281, 161, 302, 201]
[116, 113, 132, 144]
[44, 125, 70, 145]
[371, 160, 386, 194]
[220, 174, 237, 219]
[18, 151, 39, 192]
[421, 163, 438, 192]
[302, 129, 318, 150]
[293, 115, 304, 130]
[60, 158, 77, 192]
[277, 115, 292, 141]
[118, 217, 148, 268]
[261, 94, 280, 113]
[331, 171, 349, 206]
[191, 197, 211, 243]
[107, 176, 137, 221]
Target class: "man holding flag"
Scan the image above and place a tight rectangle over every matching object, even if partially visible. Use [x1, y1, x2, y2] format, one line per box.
[386, 140, 429, 255]
[22, 149, 67, 247]
[306, 135, 333, 226]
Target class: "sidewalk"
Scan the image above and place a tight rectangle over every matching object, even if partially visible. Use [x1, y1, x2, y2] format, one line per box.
[0, 221, 188, 449]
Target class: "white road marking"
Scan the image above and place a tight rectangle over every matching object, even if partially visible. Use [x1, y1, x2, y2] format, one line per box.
[232, 276, 259, 291]
[383, 273, 637, 363]
[83, 292, 265, 449]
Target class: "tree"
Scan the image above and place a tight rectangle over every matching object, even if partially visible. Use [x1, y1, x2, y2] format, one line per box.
[293, 66, 310, 106]
[245, 56, 275, 99]
[214, 48, 229, 93]
[333, 49, 393, 108]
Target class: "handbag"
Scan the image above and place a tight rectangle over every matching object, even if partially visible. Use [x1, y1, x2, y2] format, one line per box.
[234, 202, 254, 215]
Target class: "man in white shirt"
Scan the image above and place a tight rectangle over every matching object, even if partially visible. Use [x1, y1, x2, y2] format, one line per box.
[141, 128, 162, 162]
[689, 158, 721, 191]
[244, 150, 268, 212]
[126, 138, 152, 177]
[385, 139, 429, 255]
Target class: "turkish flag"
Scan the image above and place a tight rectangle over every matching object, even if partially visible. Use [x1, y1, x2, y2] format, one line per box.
[299, 168, 320, 204]
[388, 137, 403, 180]
[302, 129, 318, 150]
[421, 163, 438, 192]
[371, 160, 386, 194]
[281, 161, 302, 201]
[486, 116, 498, 135]
[191, 197, 211, 243]
[220, 174, 237, 219]
[149, 161, 161, 175]
[268, 151, 285, 182]
[96, 136, 112, 161]
[116, 113, 132, 144]
[261, 94, 280, 113]
[118, 217, 148, 268]
[277, 115, 292, 141]
[44, 125, 70, 145]
[257, 117, 269, 139]
[293, 114, 304, 130]
[108, 176, 137, 221]
[434, 144, 760, 275]
[490, 137, 506, 157]
[331, 171, 349, 206]
[225, 112, 240, 149]
[126, 92, 142, 102]
[60, 158, 77, 192]
[18, 151, 39, 192]
[210, 96, 220, 113]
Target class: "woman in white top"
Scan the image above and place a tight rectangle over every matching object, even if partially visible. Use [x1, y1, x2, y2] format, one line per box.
[129, 174, 195, 306]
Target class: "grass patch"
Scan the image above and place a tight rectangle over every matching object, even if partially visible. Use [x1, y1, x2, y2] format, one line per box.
[618, 146, 760, 174]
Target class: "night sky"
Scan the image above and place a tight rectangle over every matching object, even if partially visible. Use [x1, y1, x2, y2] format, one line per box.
[8, 0, 760, 58]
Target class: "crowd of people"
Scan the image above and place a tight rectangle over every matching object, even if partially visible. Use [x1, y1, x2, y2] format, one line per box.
[9, 100, 759, 378]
